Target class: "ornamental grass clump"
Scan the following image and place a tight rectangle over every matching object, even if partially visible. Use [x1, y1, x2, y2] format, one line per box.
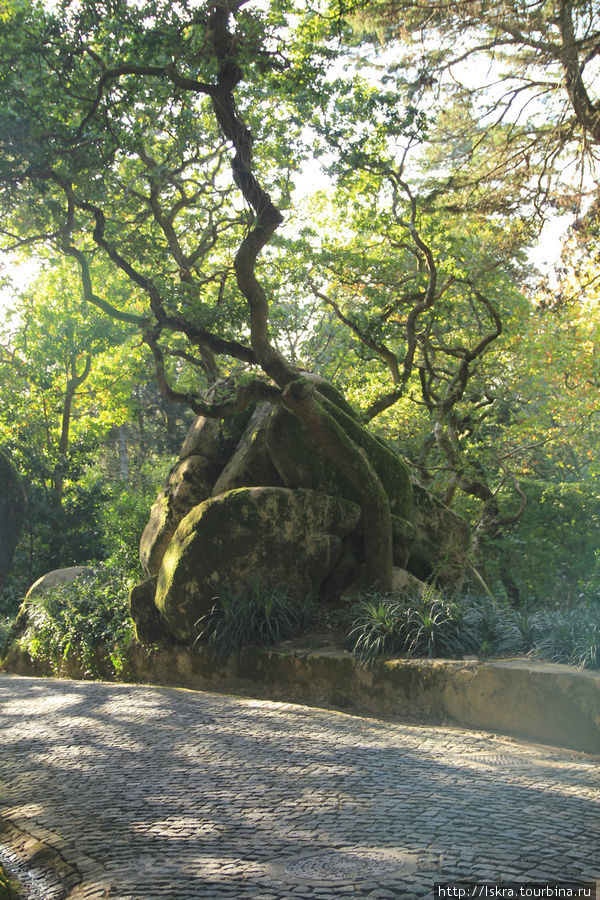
[195, 583, 315, 661]
[529, 606, 600, 669]
[456, 594, 526, 657]
[346, 589, 600, 670]
[347, 589, 465, 666]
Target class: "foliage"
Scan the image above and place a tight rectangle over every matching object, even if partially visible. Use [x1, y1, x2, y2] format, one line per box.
[15, 565, 136, 678]
[0, 0, 597, 611]
[0, 465, 165, 618]
[482, 480, 600, 606]
[0, 261, 139, 498]
[349, 0, 600, 220]
[529, 607, 600, 669]
[0, 863, 22, 900]
[346, 589, 600, 670]
[195, 583, 315, 661]
[347, 588, 465, 665]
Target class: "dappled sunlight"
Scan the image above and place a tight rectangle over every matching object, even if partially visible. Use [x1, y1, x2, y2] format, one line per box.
[0, 675, 597, 896]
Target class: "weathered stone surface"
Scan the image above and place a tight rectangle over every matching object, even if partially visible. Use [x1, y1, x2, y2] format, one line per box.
[179, 407, 252, 463]
[155, 487, 361, 643]
[211, 403, 283, 496]
[408, 482, 470, 586]
[141, 410, 257, 577]
[178, 414, 223, 461]
[25, 566, 94, 598]
[129, 576, 171, 644]
[266, 402, 414, 518]
[391, 515, 416, 567]
[341, 566, 427, 602]
[136, 377, 471, 643]
[140, 456, 218, 576]
[300, 371, 359, 420]
[0, 450, 26, 597]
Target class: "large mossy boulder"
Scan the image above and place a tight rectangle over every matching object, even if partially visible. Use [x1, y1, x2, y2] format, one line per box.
[266, 402, 414, 518]
[0, 450, 26, 598]
[132, 379, 471, 648]
[140, 412, 253, 576]
[154, 487, 361, 643]
[407, 483, 471, 585]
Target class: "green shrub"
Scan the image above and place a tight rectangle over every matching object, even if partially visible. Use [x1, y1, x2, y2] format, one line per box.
[456, 595, 525, 657]
[529, 606, 600, 669]
[15, 565, 136, 677]
[483, 479, 600, 607]
[195, 583, 315, 661]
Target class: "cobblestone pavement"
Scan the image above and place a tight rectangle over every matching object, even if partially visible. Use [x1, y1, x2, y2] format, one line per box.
[0, 674, 598, 900]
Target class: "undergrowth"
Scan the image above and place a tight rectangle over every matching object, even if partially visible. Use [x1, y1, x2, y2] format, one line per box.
[195, 583, 315, 661]
[14, 565, 136, 678]
[347, 589, 600, 670]
[0, 862, 22, 900]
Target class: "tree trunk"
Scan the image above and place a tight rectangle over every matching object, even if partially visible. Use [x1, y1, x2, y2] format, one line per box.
[53, 353, 92, 507]
[53, 383, 76, 506]
[118, 426, 129, 482]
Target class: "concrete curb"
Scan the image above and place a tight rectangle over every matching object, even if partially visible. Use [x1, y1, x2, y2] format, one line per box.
[3, 642, 600, 753]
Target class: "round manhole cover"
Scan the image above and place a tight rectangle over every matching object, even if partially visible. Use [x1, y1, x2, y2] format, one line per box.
[282, 847, 408, 883]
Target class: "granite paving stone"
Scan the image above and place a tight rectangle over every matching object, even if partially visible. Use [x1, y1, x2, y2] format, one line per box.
[0, 673, 598, 899]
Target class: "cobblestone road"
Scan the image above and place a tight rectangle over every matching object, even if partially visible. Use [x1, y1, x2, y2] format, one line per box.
[0, 674, 598, 899]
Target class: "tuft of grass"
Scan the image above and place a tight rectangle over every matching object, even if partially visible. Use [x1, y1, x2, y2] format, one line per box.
[456, 595, 525, 657]
[347, 588, 465, 665]
[346, 589, 600, 670]
[195, 583, 315, 662]
[529, 607, 600, 669]
[346, 594, 406, 666]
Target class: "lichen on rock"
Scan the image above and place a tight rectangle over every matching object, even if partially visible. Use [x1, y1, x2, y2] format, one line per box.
[154, 487, 361, 643]
[131, 381, 471, 648]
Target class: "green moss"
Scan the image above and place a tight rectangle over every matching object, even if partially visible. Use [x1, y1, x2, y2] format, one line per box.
[323, 398, 414, 517]
[266, 400, 414, 519]
[155, 487, 360, 643]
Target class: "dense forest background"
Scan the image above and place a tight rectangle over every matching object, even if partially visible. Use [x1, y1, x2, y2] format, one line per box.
[0, 0, 598, 652]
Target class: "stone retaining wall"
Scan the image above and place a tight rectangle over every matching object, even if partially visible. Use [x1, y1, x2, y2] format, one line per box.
[4, 642, 599, 754]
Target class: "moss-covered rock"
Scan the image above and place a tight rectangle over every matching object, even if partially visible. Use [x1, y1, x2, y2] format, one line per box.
[129, 576, 172, 644]
[140, 455, 219, 576]
[408, 483, 470, 586]
[155, 487, 361, 643]
[0, 450, 26, 598]
[140, 413, 251, 576]
[391, 515, 417, 567]
[266, 402, 414, 519]
[211, 403, 283, 495]
[180, 406, 253, 462]
[135, 376, 471, 647]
